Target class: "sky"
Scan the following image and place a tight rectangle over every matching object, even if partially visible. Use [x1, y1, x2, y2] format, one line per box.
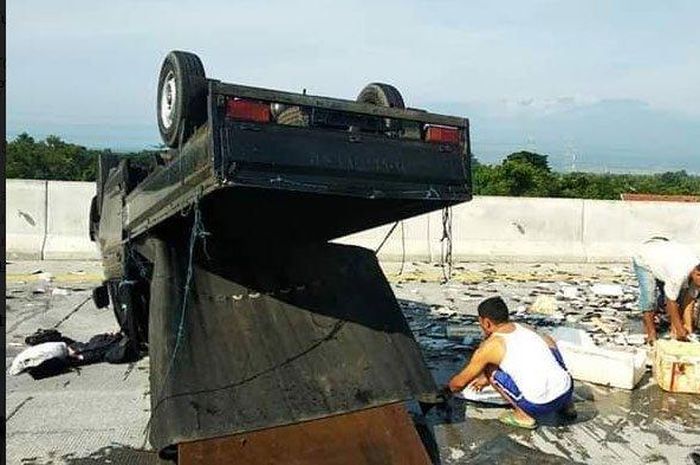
[7, 0, 700, 172]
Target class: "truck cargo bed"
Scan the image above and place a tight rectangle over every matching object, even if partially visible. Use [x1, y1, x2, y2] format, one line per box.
[123, 81, 470, 241]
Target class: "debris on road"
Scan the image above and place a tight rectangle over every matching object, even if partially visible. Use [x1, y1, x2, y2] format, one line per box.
[10, 329, 140, 379]
[529, 295, 558, 315]
[394, 263, 679, 392]
[7, 260, 699, 465]
[9, 342, 70, 376]
[446, 325, 483, 347]
[591, 283, 624, 297]
[25, 328, 75, 346]
[559, 285, 579, 300]
[31, 272, 55, 295]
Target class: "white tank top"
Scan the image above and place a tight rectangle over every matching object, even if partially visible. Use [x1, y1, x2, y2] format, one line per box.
[495, 324, 571, 404]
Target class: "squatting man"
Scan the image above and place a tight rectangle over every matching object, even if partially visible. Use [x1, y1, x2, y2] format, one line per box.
[447, 297, 575, 429]
[633, 237, 700, 343]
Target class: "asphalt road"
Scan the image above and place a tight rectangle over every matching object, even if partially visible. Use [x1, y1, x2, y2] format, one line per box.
[5, 260, 700, 464]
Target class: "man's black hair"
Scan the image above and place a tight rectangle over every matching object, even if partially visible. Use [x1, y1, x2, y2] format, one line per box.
[477, 296, 509, 323]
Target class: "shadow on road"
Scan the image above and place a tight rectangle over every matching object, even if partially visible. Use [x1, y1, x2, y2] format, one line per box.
[20, 445, 160, 465]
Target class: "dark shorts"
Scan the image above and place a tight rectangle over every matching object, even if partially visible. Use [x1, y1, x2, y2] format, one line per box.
[491, 348, 574, 418]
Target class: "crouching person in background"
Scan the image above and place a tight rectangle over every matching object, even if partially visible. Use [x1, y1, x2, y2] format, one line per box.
[447, 296, 575, 429]
[633, 237, 700, 343]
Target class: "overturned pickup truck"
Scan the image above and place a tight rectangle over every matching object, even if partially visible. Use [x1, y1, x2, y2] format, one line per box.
[90, 51, 471, 462]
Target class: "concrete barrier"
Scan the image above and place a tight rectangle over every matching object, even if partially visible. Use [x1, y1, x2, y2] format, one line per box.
[5, 179, 699, 262]
[337, 197, 587, 262]
[337, 214, 432, 262]
[582, 200, 700, 262]
[337, 196, 699, 263]
[433, 197, 587, 262]
[6, 179, 47, 260]
[43, 181, 100, 260]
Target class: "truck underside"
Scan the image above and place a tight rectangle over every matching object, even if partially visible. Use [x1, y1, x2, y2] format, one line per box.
[91, 51, 472, 462]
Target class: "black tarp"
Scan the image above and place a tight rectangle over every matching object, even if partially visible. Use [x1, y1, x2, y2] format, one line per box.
[147, 239, 436, 449]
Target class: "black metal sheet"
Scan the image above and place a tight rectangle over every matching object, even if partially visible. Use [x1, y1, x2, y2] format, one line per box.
[148, 240, 436, 449]
[196, 186, 462, 246]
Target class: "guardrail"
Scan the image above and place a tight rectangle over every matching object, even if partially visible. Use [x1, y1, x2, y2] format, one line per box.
[6, 179, 699, 262]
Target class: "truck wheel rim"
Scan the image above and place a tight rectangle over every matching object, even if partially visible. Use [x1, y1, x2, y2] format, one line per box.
[160, 71, 177, 129]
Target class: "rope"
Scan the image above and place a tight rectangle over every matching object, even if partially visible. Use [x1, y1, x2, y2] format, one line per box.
[154, 199, 209, 405]
[126, 243, 150, 280]
[440, 206, 453, 283]
[398, 220, 406, 275]
[374, 221, 400, 254]
[373, 220, 406, 275]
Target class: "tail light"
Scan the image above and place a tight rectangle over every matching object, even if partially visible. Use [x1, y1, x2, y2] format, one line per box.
[424, 125, 461, 145]
[226, 98, 270, 123]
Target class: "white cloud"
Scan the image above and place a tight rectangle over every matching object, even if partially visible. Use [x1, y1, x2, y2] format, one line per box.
[7, 0, 700, 157]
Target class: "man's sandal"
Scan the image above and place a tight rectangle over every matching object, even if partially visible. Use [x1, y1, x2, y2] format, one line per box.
[498, 411, 537, 429]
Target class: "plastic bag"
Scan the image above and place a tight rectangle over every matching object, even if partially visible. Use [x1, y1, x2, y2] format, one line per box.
[9, 342, 69, 375]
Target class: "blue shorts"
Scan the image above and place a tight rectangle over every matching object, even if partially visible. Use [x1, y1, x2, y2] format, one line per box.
[634, 259, 661, 313]
[491, 349, 574, 418]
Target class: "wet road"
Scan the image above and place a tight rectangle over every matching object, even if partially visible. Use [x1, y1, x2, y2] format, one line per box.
[5, 260, 700, 464]
[390, 262, 700, 465]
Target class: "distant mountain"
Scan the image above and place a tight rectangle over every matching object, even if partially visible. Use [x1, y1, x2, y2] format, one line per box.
[8, 98, 699, 174]
[427, 98, 700, 174]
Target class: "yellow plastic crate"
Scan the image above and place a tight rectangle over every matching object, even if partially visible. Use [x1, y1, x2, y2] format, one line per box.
[653, 340, 700, 394]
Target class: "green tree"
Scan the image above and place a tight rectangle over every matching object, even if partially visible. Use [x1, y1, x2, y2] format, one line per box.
[7, 133, 98, 181]
[6, 133, 160, 182]
[7, 134, 700, 199]
[504, 151, 551, 172]
[472, 150, 699, 199]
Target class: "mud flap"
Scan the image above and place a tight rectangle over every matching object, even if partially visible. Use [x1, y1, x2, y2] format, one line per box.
[147, 238, 436, 450]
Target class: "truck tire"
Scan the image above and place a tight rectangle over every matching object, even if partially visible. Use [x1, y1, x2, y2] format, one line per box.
[92, 284, 110, 309]
[355, 82, 405, 133]
[357, 82, 405, 110]
[108, 278, 150, 350]
[157, 51, 207, 148]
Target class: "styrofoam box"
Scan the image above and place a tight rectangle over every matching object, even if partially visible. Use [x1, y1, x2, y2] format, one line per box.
[557, 342, 647, 390]
[550, 327, 646, 390]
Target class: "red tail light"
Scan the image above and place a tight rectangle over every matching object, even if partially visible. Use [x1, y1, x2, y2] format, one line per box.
[226, 98, 270, 123]
[425, 125, 461, 145]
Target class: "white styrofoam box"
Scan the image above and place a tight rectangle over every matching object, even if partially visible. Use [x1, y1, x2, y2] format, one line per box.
[550, 327, 646, 390]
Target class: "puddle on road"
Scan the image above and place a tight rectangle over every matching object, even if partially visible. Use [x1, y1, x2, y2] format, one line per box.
[466, 436, 581, 464]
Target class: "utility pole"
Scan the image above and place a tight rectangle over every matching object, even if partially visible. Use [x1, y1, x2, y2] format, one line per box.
[525, 134, 537, 153]
[565, 140, 578, 172]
